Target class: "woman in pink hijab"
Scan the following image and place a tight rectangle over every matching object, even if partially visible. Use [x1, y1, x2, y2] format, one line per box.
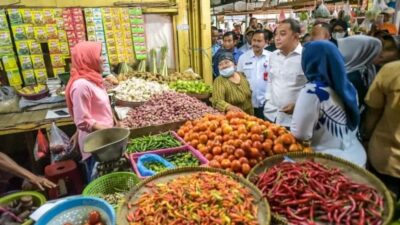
[65, 42, 114, 180]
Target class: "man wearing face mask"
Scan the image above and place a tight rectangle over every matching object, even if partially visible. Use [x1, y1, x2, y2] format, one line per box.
[237, 30, 271, 119]
[331, 20, 348, 45]
[211, 51, 254, 115]
[263, 18, 307, 128]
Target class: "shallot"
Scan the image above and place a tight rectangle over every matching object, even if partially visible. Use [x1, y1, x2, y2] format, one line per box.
[121, 92, 218, 128]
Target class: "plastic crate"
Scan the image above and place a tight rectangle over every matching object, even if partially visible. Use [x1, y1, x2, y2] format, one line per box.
[126, 131, 186, 154]
[129, 145, 209, 179]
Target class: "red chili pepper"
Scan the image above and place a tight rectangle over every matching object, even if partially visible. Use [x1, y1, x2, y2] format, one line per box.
[358, 208, 365, 225]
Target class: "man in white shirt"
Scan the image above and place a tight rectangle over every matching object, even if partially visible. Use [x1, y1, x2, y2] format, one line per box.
[263, 18, 307, 127]
[237, 30, 272, 119]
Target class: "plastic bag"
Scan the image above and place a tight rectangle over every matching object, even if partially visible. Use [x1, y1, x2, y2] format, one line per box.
[49, 122, 72, 162]
[0, 86, 20, 114]
[33, 129, 49, 161]
[137, 153, 175, 177]
[314, 2, 330, 18]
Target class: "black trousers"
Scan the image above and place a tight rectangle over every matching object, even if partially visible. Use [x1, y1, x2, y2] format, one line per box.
[254, 107, 265, 120]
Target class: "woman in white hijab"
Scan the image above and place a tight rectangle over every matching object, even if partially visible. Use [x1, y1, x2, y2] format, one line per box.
[338, 35, 382, 111]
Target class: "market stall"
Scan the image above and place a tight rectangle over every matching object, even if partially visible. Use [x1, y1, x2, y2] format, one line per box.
[0, 0, 399, 225]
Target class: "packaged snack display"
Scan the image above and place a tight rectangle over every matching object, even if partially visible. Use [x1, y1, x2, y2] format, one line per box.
[28, 40, 42, 54]
[19, 55, 33, 70]
[16, 41, 30, 55]
[2, 55, 18, 70]
[50, 54, 65, 67]
[8, 9, 23, 25]
[21, 9, 33, 24]
[31, 54, 45, 69]
[0, 46, 14, 55]
[43, 8, 55, 24]
[59, 42, 70, 55]
[63, 7, 86, 48]
[58, 30, 67, 41]
[25, 25, 35, 39]
[34, 26, 47, 42]
[0, 10, 22, 87]
[0, 31, 12, 46]
[22, 69, 36, 85]
[0, 12, 8, 30]
[129, 7, 147, 60]
[6, 69, 23, 87]
[53, 67, 65, 77]
[12, 25, 27, 40]
[46, 24, 58, 39]
[85, 8, 111, 76]
[32, 10, 45, 26]
[34, 69, 48, 84]
[48, 39, 60, 54]
[102, 8, 136, 64]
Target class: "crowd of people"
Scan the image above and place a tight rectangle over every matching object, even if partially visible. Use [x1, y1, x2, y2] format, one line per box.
[211, 15, 400, 199]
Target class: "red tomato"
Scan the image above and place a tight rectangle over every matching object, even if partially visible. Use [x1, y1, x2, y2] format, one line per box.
[88, 210, 101, 224]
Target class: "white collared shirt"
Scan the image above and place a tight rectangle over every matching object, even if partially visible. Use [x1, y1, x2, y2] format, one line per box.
[264, 43, 307, 127]
[237, 49, 271, 108]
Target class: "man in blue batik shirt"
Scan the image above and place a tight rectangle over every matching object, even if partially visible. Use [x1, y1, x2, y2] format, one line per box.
[213, 31, 243, 78]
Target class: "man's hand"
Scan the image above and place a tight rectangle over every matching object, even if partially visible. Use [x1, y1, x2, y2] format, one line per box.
[27, 176, 57, 191]
[281, 103, 295, 114]
[226, 105, 243, 113]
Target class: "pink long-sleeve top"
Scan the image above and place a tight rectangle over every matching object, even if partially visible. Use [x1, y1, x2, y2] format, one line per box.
[70, 78, 114, 160]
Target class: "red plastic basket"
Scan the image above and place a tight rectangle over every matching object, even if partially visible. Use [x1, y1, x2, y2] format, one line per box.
[129, 145, 209, 179]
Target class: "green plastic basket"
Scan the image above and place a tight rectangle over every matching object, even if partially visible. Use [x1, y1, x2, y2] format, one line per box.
[0, 191, 47, 225]
[83, 172, 140, 197]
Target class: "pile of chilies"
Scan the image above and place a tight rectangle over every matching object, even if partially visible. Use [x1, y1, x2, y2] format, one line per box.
[126, 172, 259, 225]
[255, 161, 384, 225]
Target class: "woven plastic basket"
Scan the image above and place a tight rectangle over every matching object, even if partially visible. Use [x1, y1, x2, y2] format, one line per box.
[83, 172, 140, 196]
[247, 152, 395, 225]
[0, 191, 47, 225]
[117, 166, 271, 225]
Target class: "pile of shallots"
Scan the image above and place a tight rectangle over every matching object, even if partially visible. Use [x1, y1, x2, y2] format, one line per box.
[121, 92, 218, 129]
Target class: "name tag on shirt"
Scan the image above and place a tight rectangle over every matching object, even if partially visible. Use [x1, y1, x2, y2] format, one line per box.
[243, 62, 253, 70]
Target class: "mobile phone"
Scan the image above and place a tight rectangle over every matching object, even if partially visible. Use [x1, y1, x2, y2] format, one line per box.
[54, 110, 69, 116]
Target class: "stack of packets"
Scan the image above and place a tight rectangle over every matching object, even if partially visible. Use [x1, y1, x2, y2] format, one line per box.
[8, 8, 70, 84]
[128, 8, 147, 60]
[102, 8, 135, 65]
[85, 8, 111, 75]
[0, 9, 22, 88]
[62, 8, 85, 48]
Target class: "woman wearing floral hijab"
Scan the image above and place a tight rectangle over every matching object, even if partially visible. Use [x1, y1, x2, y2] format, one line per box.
[291, 41, 366, 167]
[65, 41, 114, 180]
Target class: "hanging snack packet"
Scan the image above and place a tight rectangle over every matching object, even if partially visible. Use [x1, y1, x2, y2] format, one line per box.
[15, 41, 30, 55]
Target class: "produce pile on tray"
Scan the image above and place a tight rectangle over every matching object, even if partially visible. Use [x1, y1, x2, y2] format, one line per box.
[255, 161, 385, 224]
[177, 112, 310, 176]
[125, 172, 259, 224]
[113, 77, 170, 102]
[142, 152, 200, 173]
[169, 80, 212, 94]
[0, 195, 37, 224]
[126, 132, 182, 153]
[121, 92, 218, 129]
[121, 70, 201, 84]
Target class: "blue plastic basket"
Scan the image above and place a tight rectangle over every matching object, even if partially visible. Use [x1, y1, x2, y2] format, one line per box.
[35, 196, 115, 225]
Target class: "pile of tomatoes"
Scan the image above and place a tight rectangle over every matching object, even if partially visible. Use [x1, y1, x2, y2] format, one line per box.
[177, 112, 310, 176]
